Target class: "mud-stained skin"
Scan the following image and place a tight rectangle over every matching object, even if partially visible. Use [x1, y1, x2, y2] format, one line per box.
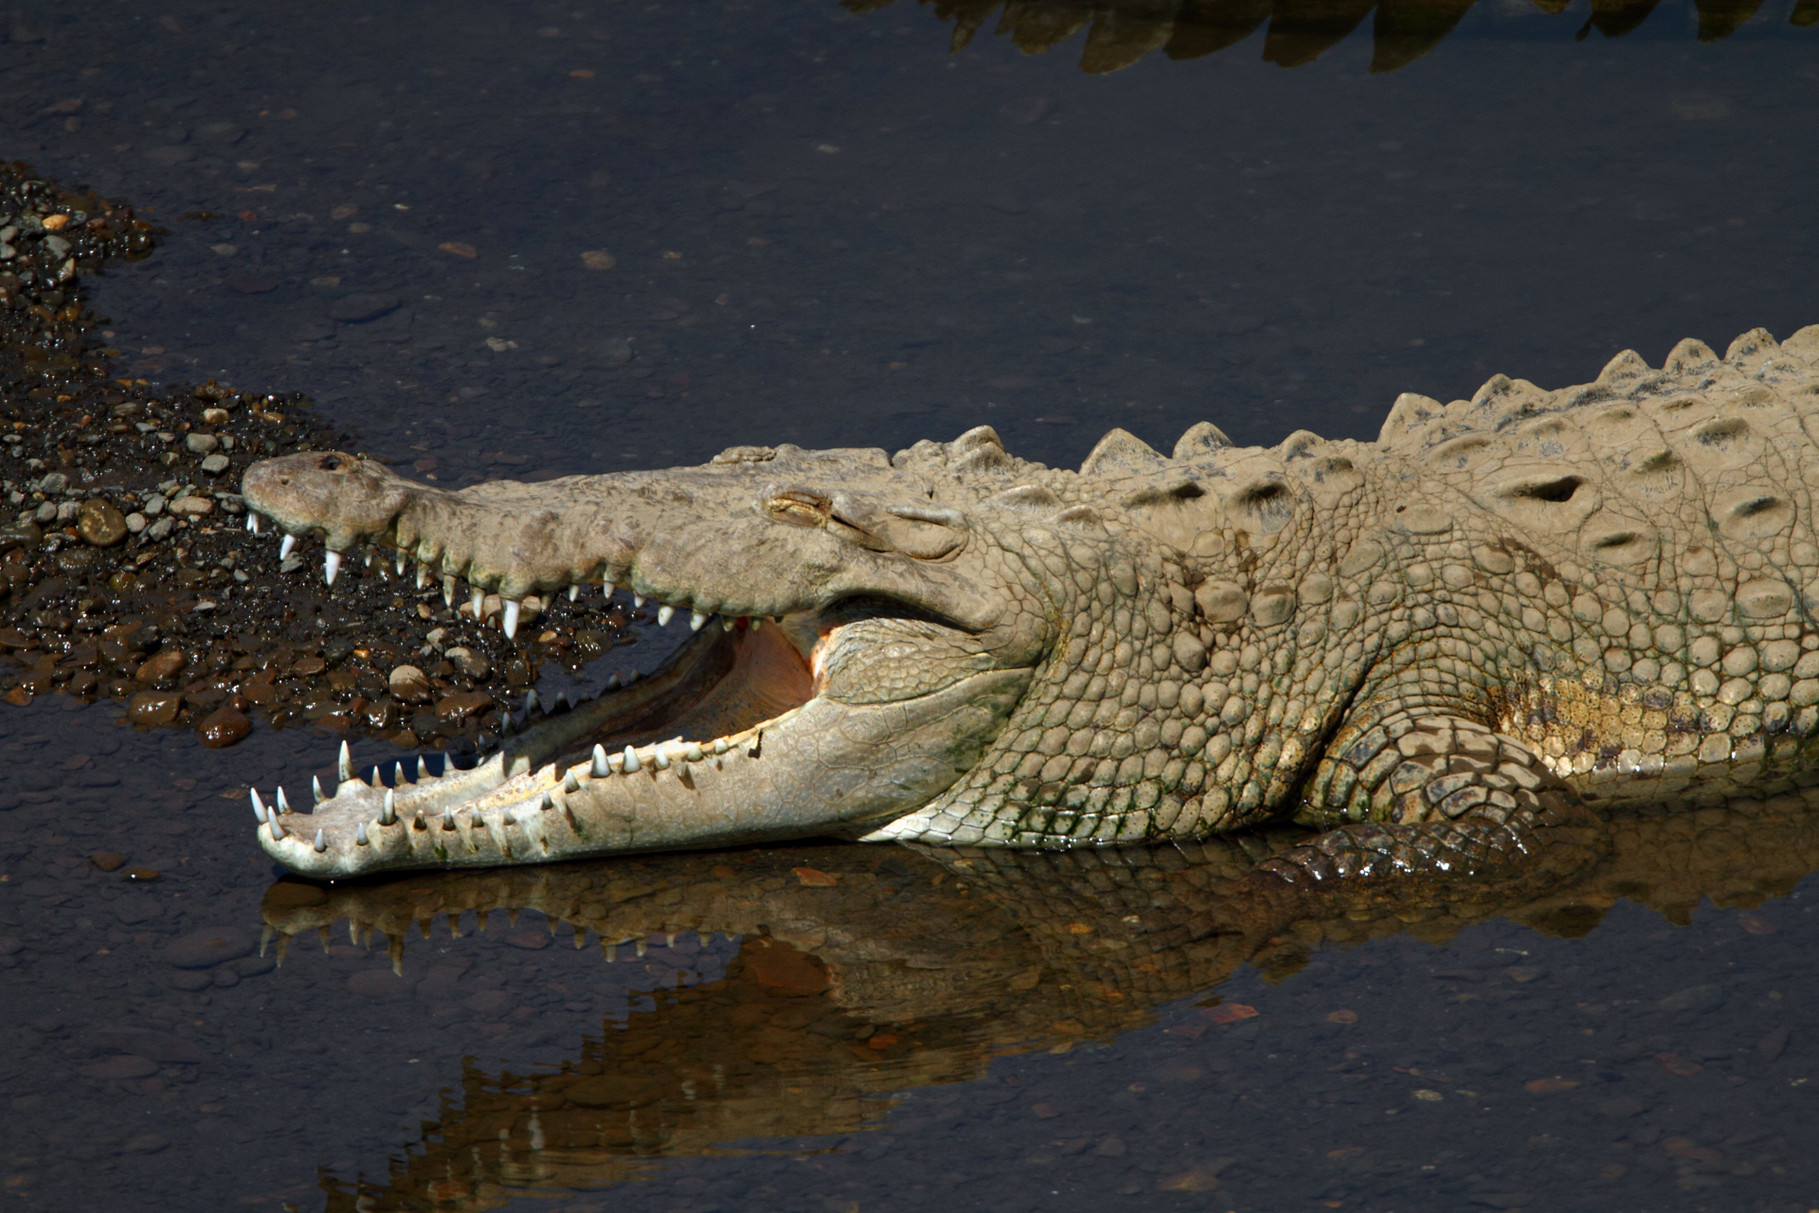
[262, 790, 1819, 1210]
[241, 324, 1819, 882]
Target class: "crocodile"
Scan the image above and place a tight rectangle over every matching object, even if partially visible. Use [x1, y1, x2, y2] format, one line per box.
[240, 324, 1819, 881]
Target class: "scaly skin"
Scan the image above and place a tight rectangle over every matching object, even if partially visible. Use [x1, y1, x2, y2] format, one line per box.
[239, 324, 1819, 880]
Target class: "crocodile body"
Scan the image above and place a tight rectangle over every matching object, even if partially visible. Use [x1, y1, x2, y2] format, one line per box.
[240, 324, 1819, 879]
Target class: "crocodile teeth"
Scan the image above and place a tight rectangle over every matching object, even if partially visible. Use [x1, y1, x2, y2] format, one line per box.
[275, 786, 291, 815]
[324, 550, 341, 585]
[690, 611, 708, 632]
[568, 583, 580, 602]
[394, 760, 408, 785]
[417, 755, 430, 780]
[356, 820, 370, 846]
[470, 587, 485, 615]
[633, 594, 645, 608]
[591, 744, 610, 777]
[443, 575, 457, 606]
[380, 788, 396, 825]
[524, 689, 541, 715]
[684, 742, 704, 762]
[312, 775, 326, 805]
[722, 616, 736, 632]
[563, 769, 581, 794]
[502, 598, 521, 640]
[652, 749, 671, 771]
[279, 533, 296, 560]
[313, 829, 327, 853]
[416, 564, 430, 589]
[250, 788, 267, 823]
[337, 740, 354, 783]
[622, 745, 641, 773]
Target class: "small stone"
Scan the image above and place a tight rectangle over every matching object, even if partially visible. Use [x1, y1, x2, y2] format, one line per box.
[135, 649, 187, 683]
[167, 495, 212, 517]
[147, 517, 175, 541]
[445, 647, 490, 679]
[184, 432, 219, 454]
[389, 664, 432, 702]
[143, 493, 166, 516]
[1657, 984, 1723, 1014]
[42, 234, 71, 257]
[163, 926, 255, 968]
[56, 500, 80, 523]
[90, 852, 126, 872]
[201, 407, 230, 424]
[126, 868, 161, 881]
[580, 249, 616, 271]
[128, 692, 183, 726]
[37, 471, 68, 493]
[34, 502, 57, 524]
[76, 499, 127, 546]
[326, 292, 402, 323]
[125, 512, 147, 533]
[200, 454, 230, 475]
[435, 690, 493, 721]
[196, 705, 251, 748]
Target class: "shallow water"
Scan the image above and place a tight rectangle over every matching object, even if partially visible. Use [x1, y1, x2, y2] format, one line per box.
[3, 1, 1818, 1209]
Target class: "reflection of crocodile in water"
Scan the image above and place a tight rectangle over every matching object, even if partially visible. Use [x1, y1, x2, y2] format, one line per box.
[241, 324, 1819, 882]
[260, 790, 1819, 1211]
[850, 0, 1819, 76]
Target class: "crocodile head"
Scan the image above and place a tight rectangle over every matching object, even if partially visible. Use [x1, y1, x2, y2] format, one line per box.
[240, 426, 1197, 877]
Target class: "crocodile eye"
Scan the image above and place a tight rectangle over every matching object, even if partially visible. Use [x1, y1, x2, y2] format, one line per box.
[765, 489, 832, 526]
[316, 453, 350, 471]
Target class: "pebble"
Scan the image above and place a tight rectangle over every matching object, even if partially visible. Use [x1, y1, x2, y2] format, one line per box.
[125, 511, 146, 533]
[200, 454, 231, 475]
[184, 433, 219, 454]
[37, 471, 68, 493]
[127, 692, 182, 726]
[167, 495, 212, 517]
[196, 705, 251, 748]
[76, 499, 127, 546]
[435, 690, 493, 721]
[135, 649, 186, 683]
[143, 493, 166, 516]
[389, 664, 432, 702]
[1656, 983, 1724, 1014]
[445, 646, 489, 678]
[146, 516, 175, 540]
[90, 852, 126, 871]
[163, 926, 255, 968]
[201, 407, 230, 424]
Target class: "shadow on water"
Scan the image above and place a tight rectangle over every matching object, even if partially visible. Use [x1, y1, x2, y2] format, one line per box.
[851, 0, 1819, 74]
[262, 791, 1819, 1209]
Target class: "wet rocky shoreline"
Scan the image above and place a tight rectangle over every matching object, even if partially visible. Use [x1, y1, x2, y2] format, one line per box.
[0, 161, 636, 758]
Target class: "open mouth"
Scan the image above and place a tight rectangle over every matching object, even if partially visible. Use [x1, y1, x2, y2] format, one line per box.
[249, 596, 976, 876]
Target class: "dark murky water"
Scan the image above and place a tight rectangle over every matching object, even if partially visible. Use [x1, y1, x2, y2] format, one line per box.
[4, 2, 1818, 1209]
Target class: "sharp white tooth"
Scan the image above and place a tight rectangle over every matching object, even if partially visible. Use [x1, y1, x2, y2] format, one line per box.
[313, 829, 327, 853]
[502, 598, 521, 640]
[250, 513, 263, 535]
[275, 786, 291, 815]
[370, 766, 382, 785]
[684, 743, 704, 762]
[690, 611, 708, 631]
[356, 821, 370, 846]
[471, 587, 485, 615]
[665, 932, 676, 948]
[622, 745, 641, 773]
[524, 690, 541, 715]
[552, 691, 570, 713]
[652, 750, 670, 771]
[396, 551, 407, 575]
[381, 788, 396, 825]
[416, 563, 429, 589]
[604, 579, 613, 597]
[603, 672, 620, 691]
[635, 938, 647, 959]
[312, 775, 326, 805]
[564, 770, 581, 793]
[279, 533, 297, 560]
[417, 755, 430, 780]
[713, 739, 729, 755]
[324, 550, 342, 585]
[633, 594, 645, 608]
[539, 792, 554, 812]
[749, 616, 760, 630]
[268, 811, 286, 841]
[244, 513, 255, 533]
[338, 741, 354, 783]
[250, 788, 267, 823]
[568, 583, 580, 602]
[395, 761, 408, 785]
[443, 574, 457, 606]
[413, 809, 426, 829]
[657, 604, 674, 627]
[363, 551, 373, 568]
[722, 615, 736, 632]
[591, 744, 610, 777]
[442, 807, 456, 830]
[500, 713, 515, 736]
[603, 943, 616, 963]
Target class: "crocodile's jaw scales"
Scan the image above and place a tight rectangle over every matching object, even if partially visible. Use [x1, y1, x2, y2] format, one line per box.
[255, 620, 1034, 877]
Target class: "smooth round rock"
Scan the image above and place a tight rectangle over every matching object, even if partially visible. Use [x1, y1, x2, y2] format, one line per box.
[389, 664, 432, 702]
[196, 705, 251, 748]
[76, 499, 127, 547]
[127, 691, 182, 726]
[164, 926, 255, 969]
